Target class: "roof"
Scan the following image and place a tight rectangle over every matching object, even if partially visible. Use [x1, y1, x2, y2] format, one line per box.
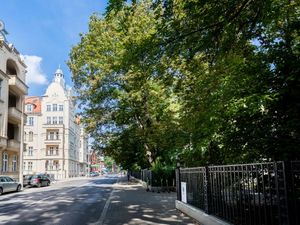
[25, 96, 41, 113]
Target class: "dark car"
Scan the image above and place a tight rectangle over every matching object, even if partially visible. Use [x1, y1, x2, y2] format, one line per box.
[23, 174, 34, 187]
[28, 175, 51, 187]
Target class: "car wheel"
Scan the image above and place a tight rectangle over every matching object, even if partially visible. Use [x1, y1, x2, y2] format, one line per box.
[37, 183, 41, 188]
[17, 185, 21, 192]
[47, 182, 50, 186]
[0, 188, 3, 195]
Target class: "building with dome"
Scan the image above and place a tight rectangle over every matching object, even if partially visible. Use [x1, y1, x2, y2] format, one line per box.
[23, 68, 89, 179]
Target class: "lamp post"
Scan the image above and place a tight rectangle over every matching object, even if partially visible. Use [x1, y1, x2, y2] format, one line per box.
[176, 155, 181, 201]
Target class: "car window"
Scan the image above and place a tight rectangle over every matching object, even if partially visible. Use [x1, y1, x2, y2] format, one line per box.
[6, 177, 14, 182]
[0, 177, 6, 182]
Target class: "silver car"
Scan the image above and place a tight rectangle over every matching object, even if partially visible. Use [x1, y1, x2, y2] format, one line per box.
[0, 176, 22, 195]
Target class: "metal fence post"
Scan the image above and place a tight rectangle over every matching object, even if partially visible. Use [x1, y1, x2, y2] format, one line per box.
[204, 166, 211, 214]
[176, 167, 181, 201]
[283, 161, 295, 225]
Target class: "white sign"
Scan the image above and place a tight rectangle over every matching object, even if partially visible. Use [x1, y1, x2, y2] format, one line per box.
[181, 182, 187, 203]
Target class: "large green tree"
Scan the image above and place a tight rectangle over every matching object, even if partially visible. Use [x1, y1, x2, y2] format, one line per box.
[69, 0, 300, 168]
[69, 0, 181, 169]
[155, 0, 300, 164]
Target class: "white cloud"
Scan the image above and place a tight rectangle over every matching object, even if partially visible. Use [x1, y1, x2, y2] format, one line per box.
[21, 55, 48, 85]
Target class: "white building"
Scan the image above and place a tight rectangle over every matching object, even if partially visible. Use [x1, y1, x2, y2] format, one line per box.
[0, 23, 28, 181]
[23, 68, 89, 179]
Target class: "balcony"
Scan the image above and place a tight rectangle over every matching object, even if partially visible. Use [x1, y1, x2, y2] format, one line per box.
[7, 139, 20, 152]
[44, 153, 61, 159]
[9, 75, 28, 95]
[8, 107, 23, 124]
[44, 138, 62, 144]
[42, 123, 64, 129]
[45, 166, 60, 171]
[0, 136, 7, 149]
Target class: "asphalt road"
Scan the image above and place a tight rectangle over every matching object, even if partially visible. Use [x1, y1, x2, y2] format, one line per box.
[0, 175, 118, 225]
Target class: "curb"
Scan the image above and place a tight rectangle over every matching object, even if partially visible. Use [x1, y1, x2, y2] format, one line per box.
[175, 200, 232, 225]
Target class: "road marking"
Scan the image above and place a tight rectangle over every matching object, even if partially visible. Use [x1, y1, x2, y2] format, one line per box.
[95, 177, 120, 225]
[96, 189, 115, 225]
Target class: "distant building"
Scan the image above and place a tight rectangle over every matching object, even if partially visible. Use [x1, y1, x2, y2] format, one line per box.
[23, 68, 89, 179]
[0, 24, 28, 181]
[90, 151, 105, 173]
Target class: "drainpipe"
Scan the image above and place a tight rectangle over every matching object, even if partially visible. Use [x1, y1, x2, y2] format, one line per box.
[19, 96, 24, 189]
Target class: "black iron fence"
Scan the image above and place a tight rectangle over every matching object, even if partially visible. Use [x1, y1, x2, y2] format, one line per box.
[131, 169, 176, 191]
[177, 161, 300, 225]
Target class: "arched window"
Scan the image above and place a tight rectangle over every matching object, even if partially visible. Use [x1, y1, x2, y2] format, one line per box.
[24, 132, 27, 141]
[2, 153, 8, 172]
[28, 131, 33, 142]
[6, 59, 19, 76]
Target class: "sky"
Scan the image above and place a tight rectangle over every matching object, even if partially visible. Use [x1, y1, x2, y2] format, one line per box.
[1, 0, 108, 96]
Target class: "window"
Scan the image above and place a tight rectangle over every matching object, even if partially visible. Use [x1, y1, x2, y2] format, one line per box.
[26, 104, 33, 112]
[59, 116, 63, 124]
[53, 117, 57, 124]
[24, 132, 27, 141]
[28, 162, 33, 171]
[12, 155, 17, 172]
[47, 131, 59, 140]
[46, 105, 51, 111]
[47, 117, 51, 124]
[53, 104, 57, 111]
[27, 117, 34, 126]
[28, 131, 33, 142]
[23, 162, 26, 170]
[2, 153, 8, 172]
[28, 147, 33, 156]
[59, 105, 63, 111]
[46, 160, 54, 170]
[47, 146, 59, 156]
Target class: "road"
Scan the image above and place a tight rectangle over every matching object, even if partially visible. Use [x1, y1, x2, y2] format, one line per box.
[0, 175, 118, 225]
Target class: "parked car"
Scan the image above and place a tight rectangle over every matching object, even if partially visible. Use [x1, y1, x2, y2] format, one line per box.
[0, 176, 22, 195]
[90, 171, 99, 177]
[23, 174, 34, 187]
[28, 175, 51, 187]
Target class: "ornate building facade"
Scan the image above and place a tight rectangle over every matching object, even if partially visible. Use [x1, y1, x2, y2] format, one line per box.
[23, 68, 89, 179]
[0, 25, 28, 181]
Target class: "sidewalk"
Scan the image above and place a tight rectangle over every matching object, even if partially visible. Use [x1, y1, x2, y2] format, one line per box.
[101, 176, 198, 225]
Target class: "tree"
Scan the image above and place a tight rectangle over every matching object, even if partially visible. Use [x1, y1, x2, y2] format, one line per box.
[69, 0, 300, 168]
[69, 0, 181, 168]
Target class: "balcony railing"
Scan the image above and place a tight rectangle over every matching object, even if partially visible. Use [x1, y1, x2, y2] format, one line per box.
[7, 139, 20, 152]
[0, 136, 7, 148]
[8, 75, 28, 95]
[44, 138, 61, 143]
[8, 107, 22, 123]
[45, 166, 60, 171]
[42, 123, 64, 128]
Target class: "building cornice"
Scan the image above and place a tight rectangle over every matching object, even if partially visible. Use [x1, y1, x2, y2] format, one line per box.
[0, 40, 27, 68]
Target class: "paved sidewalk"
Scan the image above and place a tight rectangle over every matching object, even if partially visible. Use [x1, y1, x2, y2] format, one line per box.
[101, 176, 198, 225]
